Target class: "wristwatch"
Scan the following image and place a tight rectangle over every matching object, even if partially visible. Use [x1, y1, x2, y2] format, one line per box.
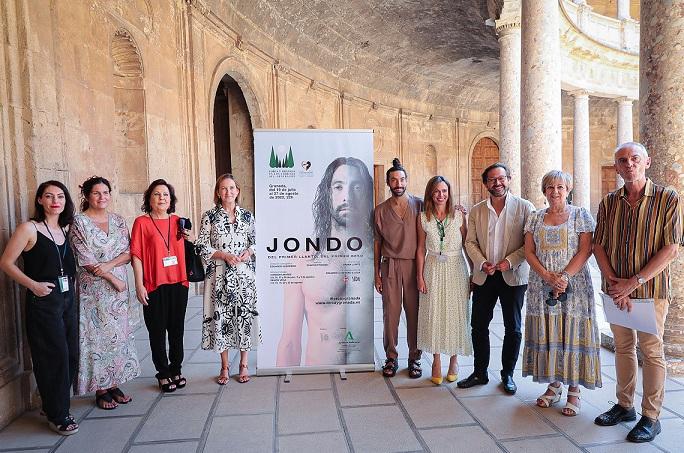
[635, 273, 646, 285]
[560, 271, 570, 282]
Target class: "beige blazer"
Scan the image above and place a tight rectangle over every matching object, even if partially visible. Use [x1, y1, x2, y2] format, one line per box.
[465, 194, 535, 286]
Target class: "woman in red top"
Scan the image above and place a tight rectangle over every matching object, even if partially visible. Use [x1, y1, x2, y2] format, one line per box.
[130, 179, 190, 392]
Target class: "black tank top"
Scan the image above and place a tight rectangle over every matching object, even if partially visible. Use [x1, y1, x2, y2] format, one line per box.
[22, 227, 76, 281]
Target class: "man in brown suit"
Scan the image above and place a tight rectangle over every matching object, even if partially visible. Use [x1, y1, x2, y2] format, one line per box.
[374, 158, 423, 378]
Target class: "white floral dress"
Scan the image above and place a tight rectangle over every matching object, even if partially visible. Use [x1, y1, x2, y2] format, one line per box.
[196, 205, 258, 352]
[417, 212, 473, 355]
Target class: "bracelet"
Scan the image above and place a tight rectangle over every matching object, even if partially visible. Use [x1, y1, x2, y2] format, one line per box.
[560, 271, 570, 282]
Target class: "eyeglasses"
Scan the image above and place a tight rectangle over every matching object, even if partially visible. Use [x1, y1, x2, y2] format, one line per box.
[486, 176, 508, 184]
[544, 283, 573, 306]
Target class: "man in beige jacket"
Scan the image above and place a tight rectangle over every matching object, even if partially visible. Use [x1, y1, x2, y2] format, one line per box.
[458, 163, 534, 394]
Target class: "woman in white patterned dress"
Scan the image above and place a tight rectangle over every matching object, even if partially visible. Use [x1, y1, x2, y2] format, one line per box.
[70, 176, 140, 410]
[196, 174, 257, 385]
[416, 176, 473, 385]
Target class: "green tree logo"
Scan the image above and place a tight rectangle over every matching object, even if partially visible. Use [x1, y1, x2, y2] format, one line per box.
[269, 146, 296, 168]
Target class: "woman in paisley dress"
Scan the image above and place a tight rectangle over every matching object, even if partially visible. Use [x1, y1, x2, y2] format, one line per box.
[70, 176, 140, 410]
[196, 174, 257, 384]
[416, 176, 472, 385]
[523, 170, 601, 417]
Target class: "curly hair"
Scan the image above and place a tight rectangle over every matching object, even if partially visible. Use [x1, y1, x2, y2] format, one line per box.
[312, 157, 373, 244]
[79, 176, 112, 211]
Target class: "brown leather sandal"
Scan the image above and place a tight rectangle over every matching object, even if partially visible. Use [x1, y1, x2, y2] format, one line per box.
[217, 366, 229, 385]
[238, 363, 250, 383]
[382, 358, 398, 377]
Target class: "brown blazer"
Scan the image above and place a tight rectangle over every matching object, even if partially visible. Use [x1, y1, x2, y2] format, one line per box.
[465, 194, 535, 286]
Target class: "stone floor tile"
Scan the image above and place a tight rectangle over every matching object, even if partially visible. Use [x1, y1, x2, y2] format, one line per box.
[419, 425, 502, 453]
[129, 441, 199, 453]
[661, 388, 684, 416]
[460, 395, 558, 439]
[134, 326, 149, 340]
[602, 365, 684, 392]
[530, 403, 631, 445]
[388, 369, 436, 389]
[69, 396, 96, 421]
[85, 377, 160, 418]
[187, 347, 221, 364]
[187, 295, 203, 308]
[183, 329, 202, 347]
[334, 371, 394, 406]
[204, 413, 273, 452]
[278, 389, 340, 435]
[501, 436, 582, 453]
[374, 321, 383, 339]
[651, 417, 684, 452]
[342, 405, 421, 452]
[139, 354, 157, 378]
[586, 442, 662, 453]
[396, 386, 474, 428]
[278, 431, 348, 453]
[177, 363, 225, 394]
[135, 394, 214, 442]
[279, 373, 331, 392]
[214, 376, 277, 415]
[0, 411, 60, 449]
[374, 338, 409, 360]
[55, 416, 141, 452]
[439, 367, 508, 397]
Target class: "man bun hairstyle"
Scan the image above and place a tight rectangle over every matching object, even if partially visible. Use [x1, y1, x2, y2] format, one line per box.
[385, 157, 408, 184]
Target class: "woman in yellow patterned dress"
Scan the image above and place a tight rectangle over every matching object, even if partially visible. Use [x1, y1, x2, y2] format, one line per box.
[416, 176, 472, 385]
[523, 170, 601, 416]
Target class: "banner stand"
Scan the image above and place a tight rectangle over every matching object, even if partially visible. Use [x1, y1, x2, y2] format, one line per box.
[256, 363, 375, 377]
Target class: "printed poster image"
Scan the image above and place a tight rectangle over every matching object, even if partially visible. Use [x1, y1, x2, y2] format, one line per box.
[254, 130, 375, 373]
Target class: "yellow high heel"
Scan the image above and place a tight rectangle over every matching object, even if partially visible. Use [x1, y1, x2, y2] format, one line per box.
[431, 376, 443, 385]
[446, 372, 458, 383]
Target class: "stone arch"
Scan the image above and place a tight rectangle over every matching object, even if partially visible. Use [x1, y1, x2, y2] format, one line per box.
[468, 134, 500, 207]
[111, 28, 149, 207]
[208, 57, 267, 212]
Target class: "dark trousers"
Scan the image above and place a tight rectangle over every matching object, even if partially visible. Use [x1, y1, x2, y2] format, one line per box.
[471, 271, 526, 377]
[25, 282, 78, 425]
[143, 283, 189, 379]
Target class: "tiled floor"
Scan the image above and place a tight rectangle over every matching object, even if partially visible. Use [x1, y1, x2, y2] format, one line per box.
[1, 287, 683, 452]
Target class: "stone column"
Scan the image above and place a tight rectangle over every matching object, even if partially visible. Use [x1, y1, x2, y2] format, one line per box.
[521, 0, 562, 208]
[640, 0, 684, 374]
[496, 21, 521, 196]
[617, 0, 630, 20]
[570, 90, 590, 210]
[616, 97, 634, 145]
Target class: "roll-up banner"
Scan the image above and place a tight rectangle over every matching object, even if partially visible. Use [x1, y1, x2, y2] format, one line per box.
[254, 129, 375, 375]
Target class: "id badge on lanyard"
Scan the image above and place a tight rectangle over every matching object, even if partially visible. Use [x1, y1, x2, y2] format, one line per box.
[163, 255, 178, 267]
[58, 275, 69, 292]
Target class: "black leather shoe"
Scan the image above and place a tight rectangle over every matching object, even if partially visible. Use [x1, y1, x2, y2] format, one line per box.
[456, 372, 489, 389]
[627, 416, 661, 443]
[594, 404, 637, 426]
[501, 374, 517, 395]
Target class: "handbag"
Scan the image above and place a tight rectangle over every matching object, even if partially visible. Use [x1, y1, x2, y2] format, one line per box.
[184, 239, 205, 282]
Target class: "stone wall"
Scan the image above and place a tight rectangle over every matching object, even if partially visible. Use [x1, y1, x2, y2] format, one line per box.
[0, 0, 497, 427]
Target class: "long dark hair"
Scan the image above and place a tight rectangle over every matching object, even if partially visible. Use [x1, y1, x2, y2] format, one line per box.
[312, 157, 373, 244]
[423, 176, 455, 221]
[79, 176, 112, 211]
[385, 157, 407, 184]
[32, 180, 75, 228]
[141, 179, 177, 214]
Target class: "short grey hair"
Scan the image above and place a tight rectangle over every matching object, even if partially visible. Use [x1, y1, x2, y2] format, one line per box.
[541, 170, 573, 194]
[615, 141, 648, 157]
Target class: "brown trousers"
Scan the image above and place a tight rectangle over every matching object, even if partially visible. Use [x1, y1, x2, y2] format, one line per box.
[610, 298, 669, 420]
[381, 257, 421, 361]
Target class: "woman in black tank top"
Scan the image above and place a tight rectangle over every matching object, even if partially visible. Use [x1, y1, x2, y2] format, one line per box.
[0, 181, 79, 436]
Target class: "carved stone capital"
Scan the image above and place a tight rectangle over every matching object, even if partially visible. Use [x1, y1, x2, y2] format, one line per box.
[568, 89, 590, 99]
[495, 20, 521, 37]
[615, 96, 634, 106]
[186, 0, 210, 16]
[273, 61, 289, 74]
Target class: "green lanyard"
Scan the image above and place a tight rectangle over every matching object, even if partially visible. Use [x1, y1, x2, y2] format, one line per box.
[436, 217, 448, 255]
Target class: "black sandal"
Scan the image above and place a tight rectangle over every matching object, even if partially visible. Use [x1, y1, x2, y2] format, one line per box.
[382, 358, 398, 377]
[408, 360, 423, 379]
[48, 417, 79, 436]
[157, 377, 177, 393]
[108, 387, 132, 404]
[172, 375, 187, 389]
[95, 391, 118, 410]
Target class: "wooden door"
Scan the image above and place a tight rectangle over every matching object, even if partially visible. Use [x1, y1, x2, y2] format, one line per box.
[601, 165, 617, 197]
[470, 137, 500, 206]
